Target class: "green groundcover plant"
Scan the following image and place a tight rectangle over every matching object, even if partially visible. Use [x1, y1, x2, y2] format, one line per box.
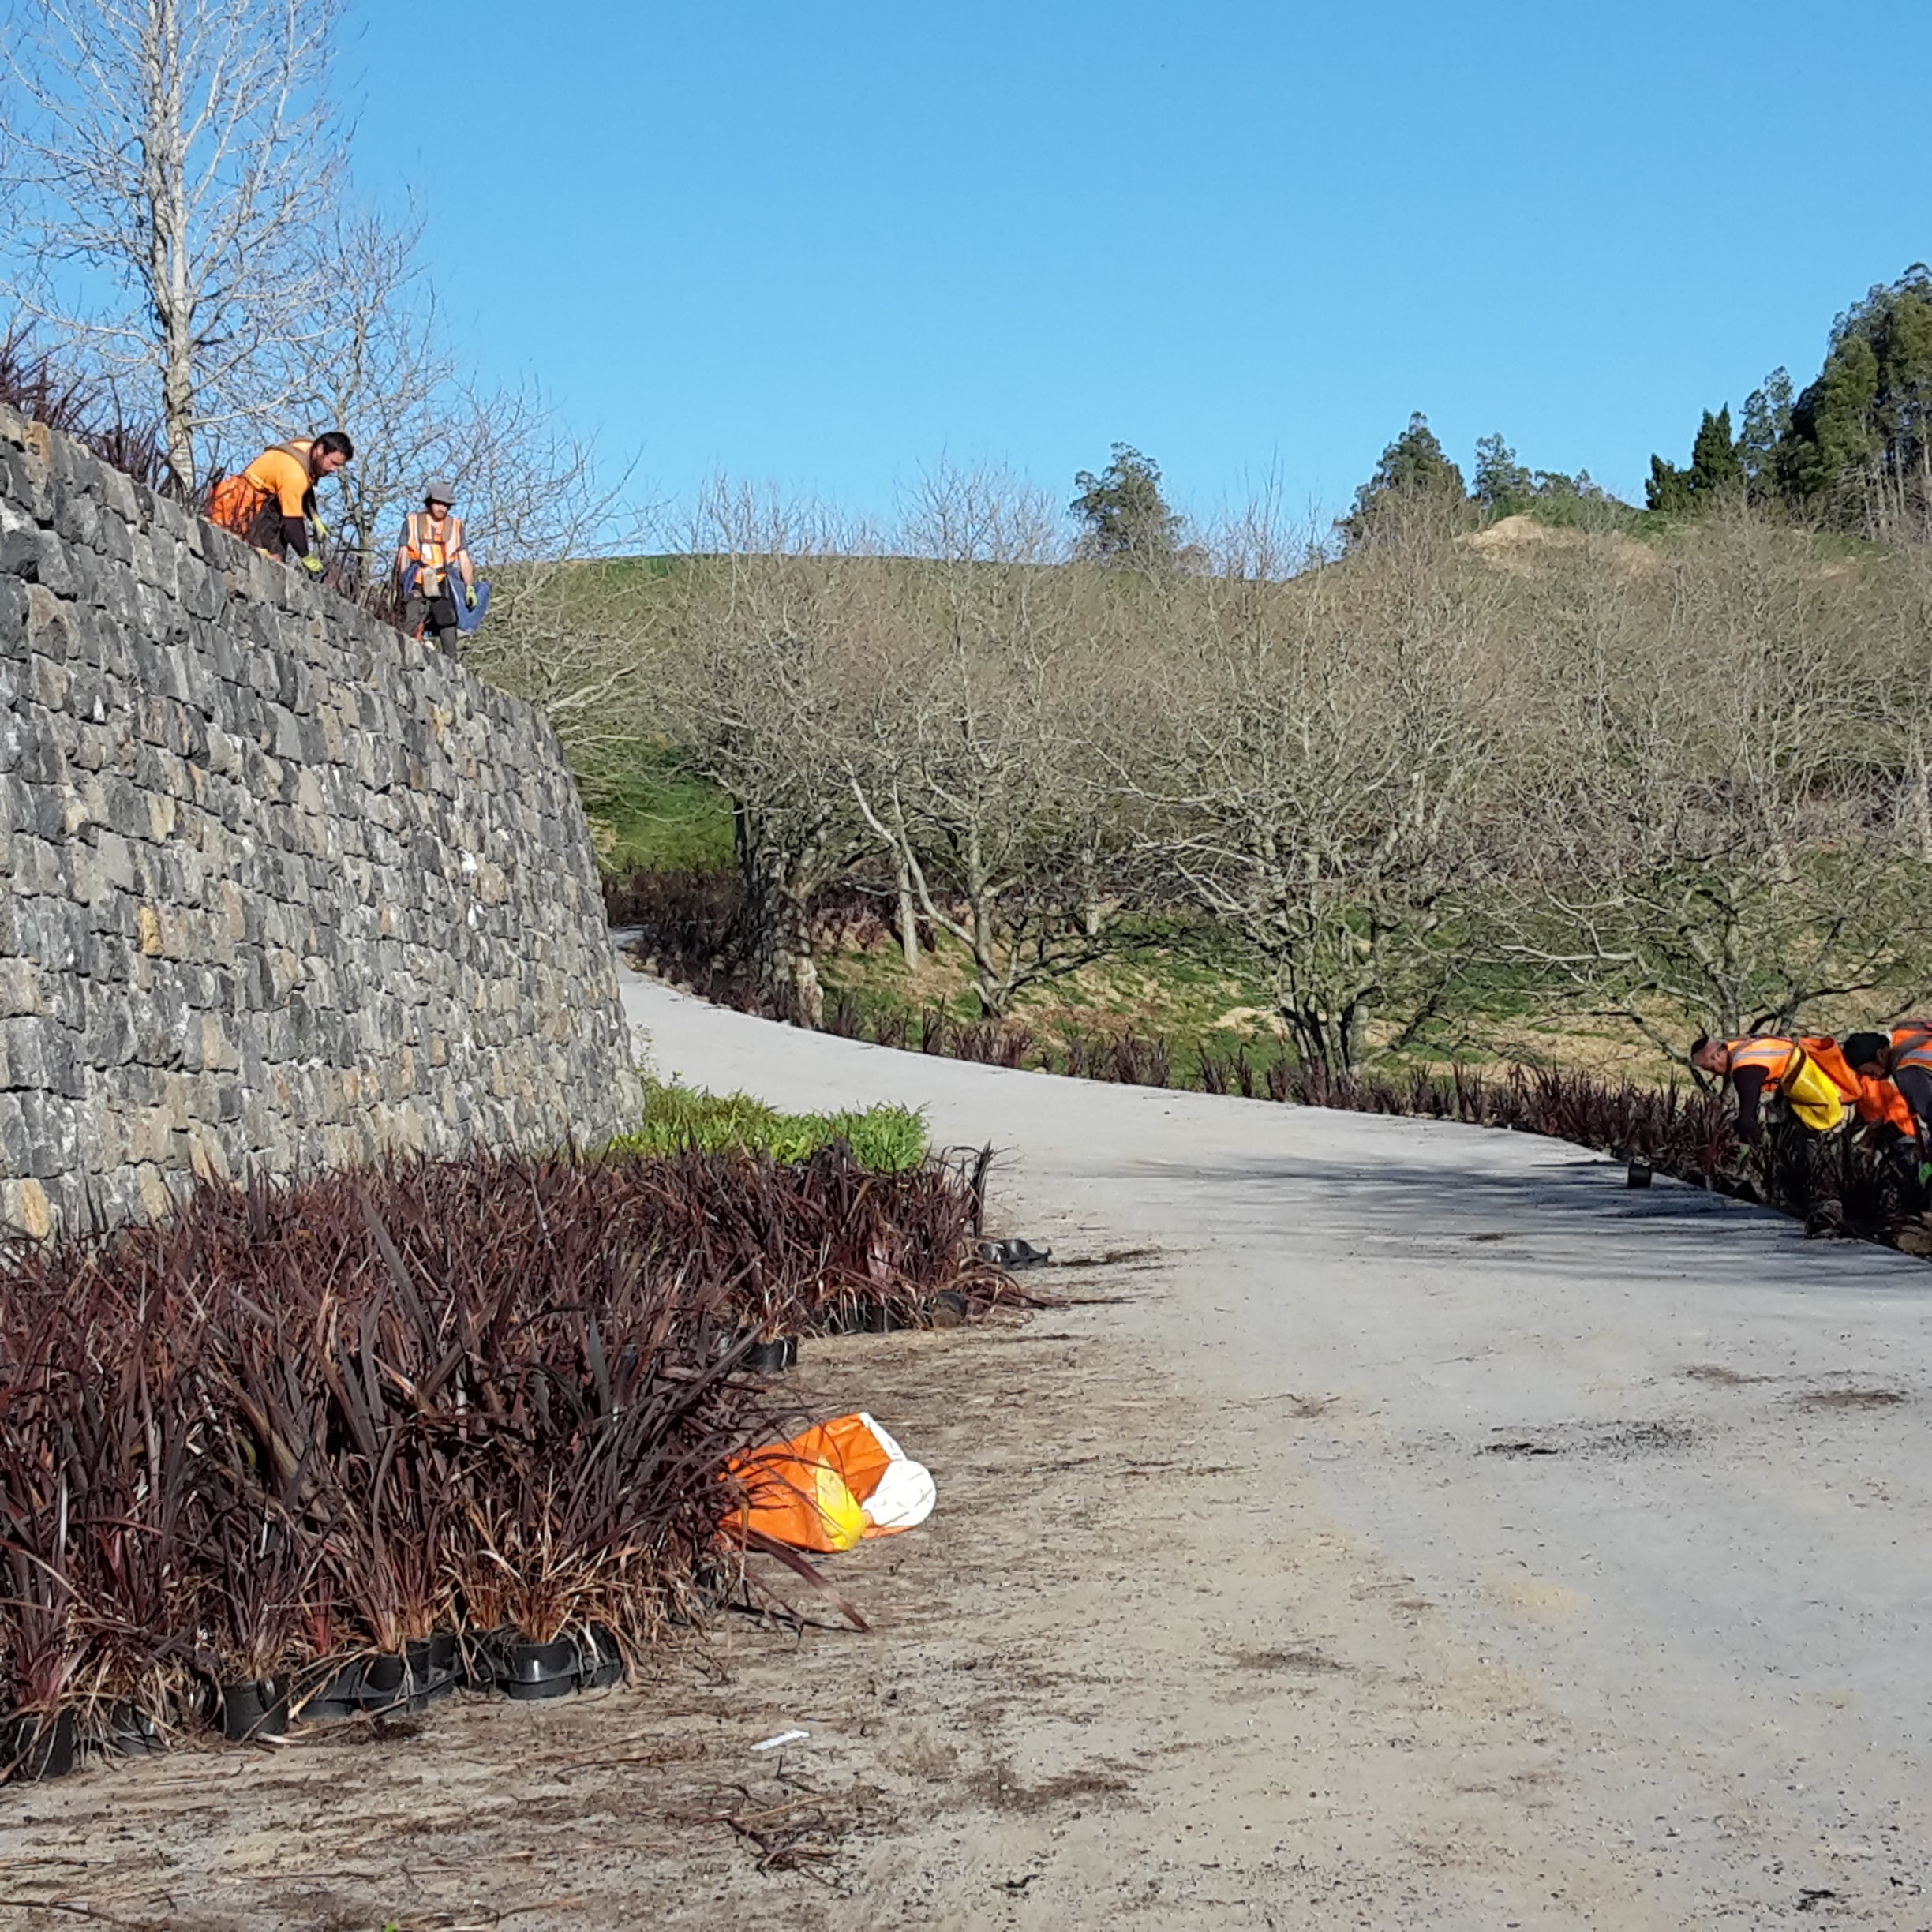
[617, 1080, 928, 1172]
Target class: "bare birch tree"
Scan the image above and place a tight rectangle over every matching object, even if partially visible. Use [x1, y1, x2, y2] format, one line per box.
[0, 0, 340, 486]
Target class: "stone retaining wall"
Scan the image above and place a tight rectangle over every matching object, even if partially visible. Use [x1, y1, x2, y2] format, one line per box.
[0, 404, 632, 1234]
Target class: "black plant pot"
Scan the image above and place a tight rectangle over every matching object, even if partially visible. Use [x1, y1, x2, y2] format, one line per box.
[1627, 1161, 1653, 1189]
[858, 1304, 895, 1334]
[102, 1702, 163, 1758]
[220, 1676, 290, 1742]
[298, 1657, 364, 1724]
[928, 1288, 968, 1327]
[745, 1336, 798, 1372]
[5, 1709, 77, 1782]
[456, 1628, 509, 1691]
[580, 1626, 625, 1692]
[355, 1652, 412, 1715]
[406, 1635, 459, 1708]
[499, 1636, 579, 1702]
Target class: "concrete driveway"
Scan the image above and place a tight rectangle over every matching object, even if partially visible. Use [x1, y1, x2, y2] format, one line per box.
[625, 968, 1932, 1926]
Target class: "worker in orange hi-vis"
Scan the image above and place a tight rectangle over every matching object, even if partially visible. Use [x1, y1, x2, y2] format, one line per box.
[207, 431, 354, 575]
[394, 480, 477, 652]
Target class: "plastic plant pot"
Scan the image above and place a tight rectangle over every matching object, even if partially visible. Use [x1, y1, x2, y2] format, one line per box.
[455, 1629, 508, 1691]
[354, 1653, 410, 1716]
[220, 1676, 290, 1742]
[1627, 1161, 1653, 1189]
[579, 1626, 625, 1691]
[103, 1702, 163, 1758]
[859, 1305, 894, 1334]
[297, 1660, 362, 1724]
[406, 1635, 459, 1707]
[745, 1337, 796, 1373]
[4, 1710, 77, 1782]
[499, 1636, 579, 1702]
[928, 1288, 968, 1328]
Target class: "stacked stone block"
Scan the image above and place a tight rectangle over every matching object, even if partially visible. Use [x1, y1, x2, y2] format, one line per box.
[0, 403, 632, 1234]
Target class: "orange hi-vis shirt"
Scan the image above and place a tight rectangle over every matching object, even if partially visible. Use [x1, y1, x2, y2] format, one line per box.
[238, 441, 316, 516]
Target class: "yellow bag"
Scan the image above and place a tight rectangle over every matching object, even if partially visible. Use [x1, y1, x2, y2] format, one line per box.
[1780, 1047, 1850, 1133]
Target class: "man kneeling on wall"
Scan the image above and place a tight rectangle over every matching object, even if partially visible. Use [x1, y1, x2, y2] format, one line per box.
[208, 432, 354, 575]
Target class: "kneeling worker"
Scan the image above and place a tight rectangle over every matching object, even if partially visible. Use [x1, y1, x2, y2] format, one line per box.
[208, 432, 354, 575]
[395, 480, 476, 652]
[1690, 1032, 1855, 1145]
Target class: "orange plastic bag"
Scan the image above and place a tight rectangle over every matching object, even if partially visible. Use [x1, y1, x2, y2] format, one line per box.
[726, 1413, 934, 1552]
[726, 1443, 867, 1554]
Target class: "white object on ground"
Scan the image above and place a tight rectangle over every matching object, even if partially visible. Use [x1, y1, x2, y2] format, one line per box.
[751, 1728, 811, 1753]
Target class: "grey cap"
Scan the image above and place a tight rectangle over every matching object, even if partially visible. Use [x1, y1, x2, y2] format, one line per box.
[423, 479, 458, 506]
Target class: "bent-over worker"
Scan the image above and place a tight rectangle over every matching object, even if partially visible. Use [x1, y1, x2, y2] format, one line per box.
[1690, 1032, 1855, 1145]
[1845, 1024, 1932, 1142]
[395, 479, 475, 652]
[208, 432, 354, 575]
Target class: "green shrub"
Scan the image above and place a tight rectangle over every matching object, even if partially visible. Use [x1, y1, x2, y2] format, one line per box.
[615, 1080, 928, 1172]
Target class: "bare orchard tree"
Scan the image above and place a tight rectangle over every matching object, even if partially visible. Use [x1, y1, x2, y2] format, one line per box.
[1140, 496, 1503, 1074]
[656, 484, 881, 1024]
[1, 0, 342, 487]
[1498, 507, 1932, 1050]
[844, 464, 1148, 1018]
[455, 429, 659, 807]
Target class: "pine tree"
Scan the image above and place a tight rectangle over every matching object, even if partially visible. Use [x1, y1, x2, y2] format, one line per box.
[1472, 433, 1533, 516]
[1688, 406, 1743, 497]
[1345, 413, 1468, 541]
[1645, 454, 1693, 515]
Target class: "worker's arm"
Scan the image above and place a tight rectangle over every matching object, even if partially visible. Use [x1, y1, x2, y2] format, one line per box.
[1732, 1065, 1769, 1144]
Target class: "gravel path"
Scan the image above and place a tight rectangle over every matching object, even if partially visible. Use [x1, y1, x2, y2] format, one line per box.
[626, 968, 1932, 1926]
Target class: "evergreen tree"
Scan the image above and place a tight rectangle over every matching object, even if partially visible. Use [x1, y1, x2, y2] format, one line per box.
[1645, 453, 1693, 515]
[1070, 444, 1185, 564]
[1739, 369, 1792, 500]
[1345, 413, 1467, 541]
[1472, 433, 1533, 515]
[1688, 406, 1743, 496]
[1775, 268, 1932, 522]
[1646, 406, 1740, 514]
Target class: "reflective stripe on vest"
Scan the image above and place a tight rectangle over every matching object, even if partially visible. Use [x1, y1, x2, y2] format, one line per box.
[1727, 1035, 1799, 1088]
[405, 511, 462, 576]
[1893, 1022, 1932, 1076]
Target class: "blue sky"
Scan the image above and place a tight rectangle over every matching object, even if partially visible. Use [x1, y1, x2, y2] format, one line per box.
[349, 0, 1932, 530]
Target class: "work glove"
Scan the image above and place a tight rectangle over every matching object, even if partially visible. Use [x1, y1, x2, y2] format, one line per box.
[299, 552, 324, 577]
[464, 584, 477, 610]
[311, 515, 328, 540]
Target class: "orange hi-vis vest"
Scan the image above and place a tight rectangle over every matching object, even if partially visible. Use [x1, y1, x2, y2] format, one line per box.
[402, 511, 464, 596]
[1892, 1020, 1932, 1077]
[1724, 1035, 1799, 1089]
[208, 440, 315, 547]
[1728, 1035, 1852, 1133]
[1857, 1074, 1916, 1136]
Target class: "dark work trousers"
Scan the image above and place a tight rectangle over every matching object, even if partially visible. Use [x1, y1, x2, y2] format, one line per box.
[403, 591, 460, 653]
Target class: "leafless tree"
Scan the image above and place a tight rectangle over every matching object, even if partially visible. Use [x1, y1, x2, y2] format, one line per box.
[1, 0, 342, 488]
[1496, 507, 1932, 1052]
[843, 464, 1148, 1018]
[653, 483, 882, 1024]
[1137, 495, 1503, 1073]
